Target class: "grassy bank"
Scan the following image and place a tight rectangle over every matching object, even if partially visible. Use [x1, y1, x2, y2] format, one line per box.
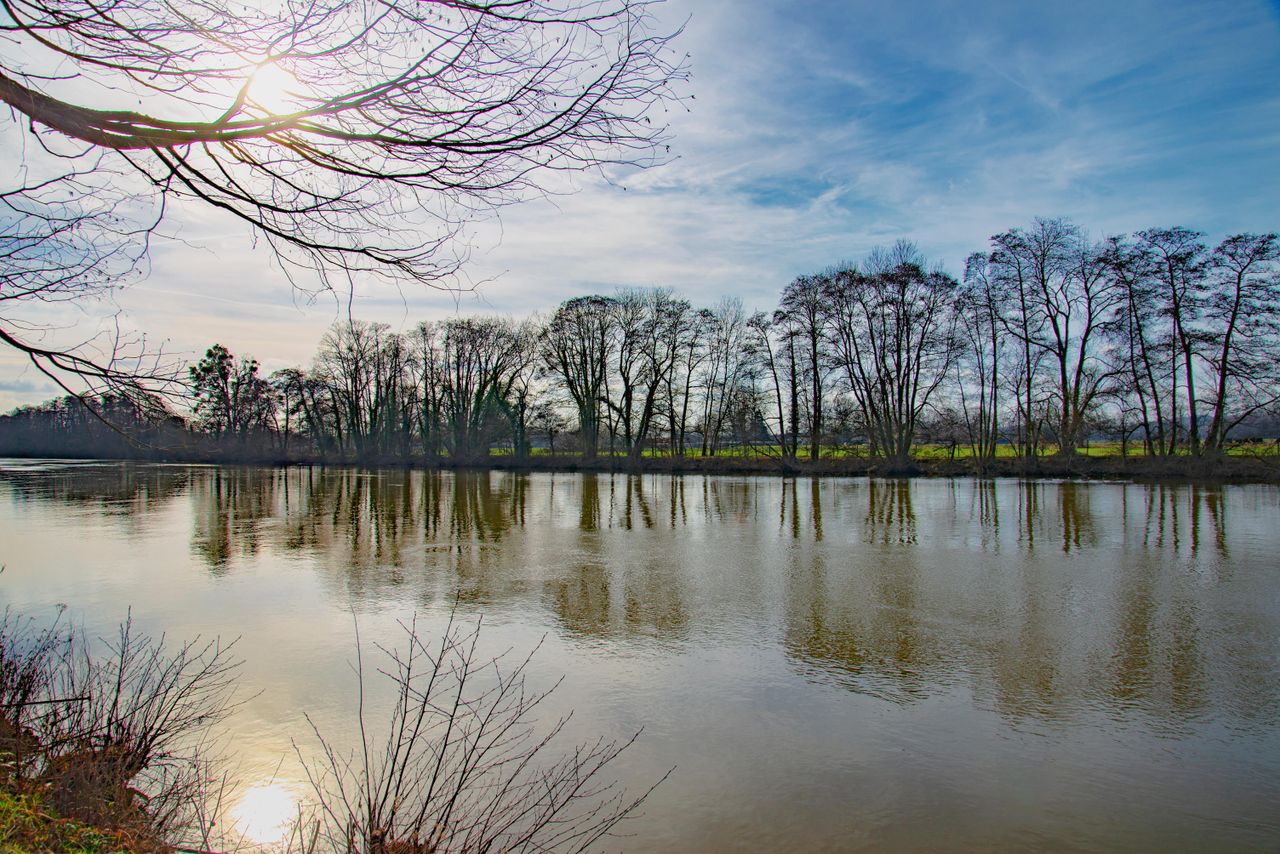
[5, 444, 1280, 483]
[432, 448, 1280, 484]
[0, 788, 149, 853]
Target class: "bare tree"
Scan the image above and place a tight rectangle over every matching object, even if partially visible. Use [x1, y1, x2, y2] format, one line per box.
[1136, 227, 1208, 454]
[502, 320, 549, 462]
[1, 0, 685, 389]
[636, 290, 689, 460]
[435, 316, 527, 462]
[529, 393, 571, 456]
[313, 321, 409, 458]
[776, 274, 827, 459]
[956, 252, 1006, 461]
[1103, 235, 1170, 455]
[768, 306, 805, 460]
[189, 343, 277, 441]
[603, 289, 650, 455]
[603, 287, 687, 462]
[662, 300, 706, 457]
[1044, 228, 1120, 454]
[981, 218, 1123, 456]
[695, 298, 751, 456]
[745, 311, 794, 460]
[407, 322, 447, 459]
[0, 162, 179, 406]
[823, 243, 957, 466]
[542, 296, 614, 459]
[985, 225, 1046, 456]
[270, 366, 307, 456]
[1202, 233, 1280, 450]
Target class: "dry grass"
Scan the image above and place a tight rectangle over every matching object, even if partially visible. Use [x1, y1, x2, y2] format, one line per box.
[0, 787, 141, 853]
[0, 610, 239, 853]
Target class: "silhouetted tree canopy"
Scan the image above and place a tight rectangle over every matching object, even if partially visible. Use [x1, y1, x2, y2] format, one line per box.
[0, 0, 686, 396]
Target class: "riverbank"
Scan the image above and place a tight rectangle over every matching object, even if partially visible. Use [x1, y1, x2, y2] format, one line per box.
[4, 447, 1279, 483]
[475, 450, 1280, 483]
[0, 787, 155, 853]
[0, 608, 657, 854]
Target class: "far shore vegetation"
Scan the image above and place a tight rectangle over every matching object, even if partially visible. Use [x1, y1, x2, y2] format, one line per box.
[3, 218, 1278, 483]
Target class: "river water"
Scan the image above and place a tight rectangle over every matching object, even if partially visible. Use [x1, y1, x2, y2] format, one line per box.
[1, 459, 1277, 851]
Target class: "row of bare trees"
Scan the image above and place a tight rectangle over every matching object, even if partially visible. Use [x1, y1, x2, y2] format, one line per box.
[957, 221, 1279, 460]
[186, 292, 763, 462]
[8, 219, 1277, 465]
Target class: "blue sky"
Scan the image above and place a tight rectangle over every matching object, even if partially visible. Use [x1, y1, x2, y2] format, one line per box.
[2, 0, 1278, 408]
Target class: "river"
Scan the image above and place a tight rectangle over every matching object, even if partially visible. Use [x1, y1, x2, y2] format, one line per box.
[1, 460, 1277, 851]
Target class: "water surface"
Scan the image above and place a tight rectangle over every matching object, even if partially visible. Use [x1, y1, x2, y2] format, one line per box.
[1, 460, 1277, 851]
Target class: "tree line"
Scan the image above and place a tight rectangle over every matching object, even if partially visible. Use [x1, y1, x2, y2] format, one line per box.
[4, 218, 1277, 467]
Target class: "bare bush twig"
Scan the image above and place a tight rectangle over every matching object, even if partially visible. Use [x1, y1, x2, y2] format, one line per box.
[300, 609, 669, 853]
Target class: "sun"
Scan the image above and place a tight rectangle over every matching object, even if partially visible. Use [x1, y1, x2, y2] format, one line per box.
[231, 782, 300, 845]
[248, 63, 303, 115]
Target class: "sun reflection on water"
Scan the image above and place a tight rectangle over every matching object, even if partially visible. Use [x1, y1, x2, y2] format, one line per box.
[231, 783, 300, 845]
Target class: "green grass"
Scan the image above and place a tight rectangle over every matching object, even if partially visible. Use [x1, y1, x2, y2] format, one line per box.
[482, 439, 1280, 463]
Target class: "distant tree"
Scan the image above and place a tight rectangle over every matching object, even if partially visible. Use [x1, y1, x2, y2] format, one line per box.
[663, 302, 708, 457]
[603, 289, 651, 455]
[0, 393, 186, 458]
[502, 321, 548, 462]
[768, 306, 805, 460]
[543, 296, 615, 460]
[746, 311, 795, 460]
[529, 395, 572, 456]
[598, 288, 689, 462]
[777, 274, 828, 459]
[1202, 233, 1280, 450]
[407, 322, 446, 459]
[636, 290, 691, 460]
[188, 344, 275, 440]
[981, 218, 1118, 456]
[435, 317, 526, 462]
[1103, 235, 1171, 455]
[920, 406, 968, 461]
[269, 368, 304, 456]
[823, 243, 958, 466]
[312, 321, 408, 457]
[1136, 227, 1208, 454]
[1044, 226, 1120, 455]
[985, 225, 1047, 456]
[696, 298, 752, 456]
[957, 252, 1006, 461]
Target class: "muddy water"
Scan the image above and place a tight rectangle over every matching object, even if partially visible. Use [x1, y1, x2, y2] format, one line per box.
[1, 460, 1277, 851]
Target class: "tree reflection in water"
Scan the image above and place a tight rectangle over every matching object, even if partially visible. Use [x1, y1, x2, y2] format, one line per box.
[0, 463, 1272, 729]
[783, 479, 937, 704]
[0, 460, 190, 528]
